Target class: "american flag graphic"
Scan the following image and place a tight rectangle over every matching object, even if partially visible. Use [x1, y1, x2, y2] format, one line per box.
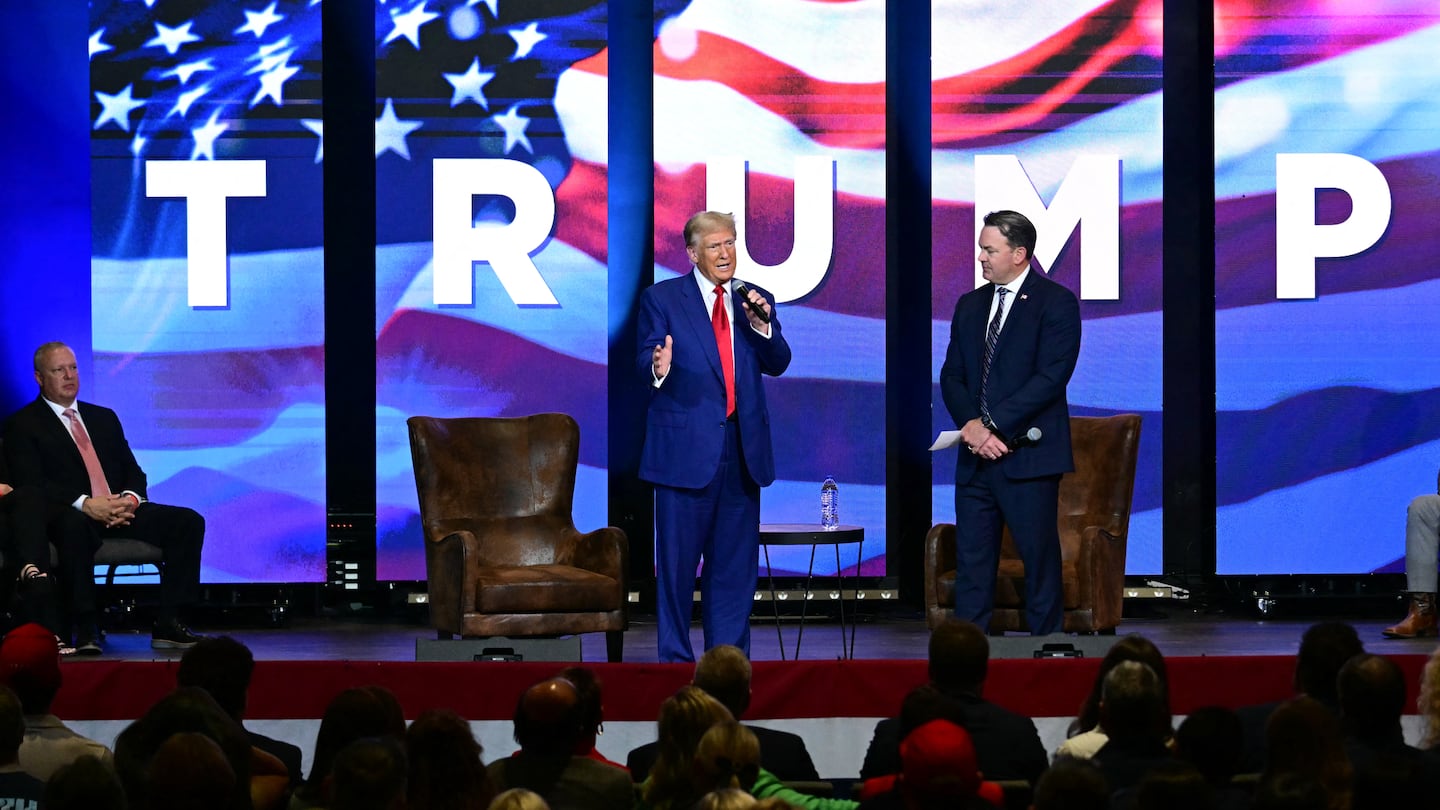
[928, 0, 1167, 574]
[373, 0, 623, 578]
[1212, 0, 1440, 574]
[85, 0, 1428, 583]
[641, 0, 891, 576]
[375, 0, 895, 578]
[89, 0, 327, 583]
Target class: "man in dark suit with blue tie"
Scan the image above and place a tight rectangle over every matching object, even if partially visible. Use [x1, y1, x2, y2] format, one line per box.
[637, 211, 792, 663]
[3, 341, 205, 654]
[940, 210, 1081, 635]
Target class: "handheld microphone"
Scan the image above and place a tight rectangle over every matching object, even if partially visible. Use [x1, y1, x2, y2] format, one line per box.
[732, 282, 771, 324]
[1009, 427, 1042, 449]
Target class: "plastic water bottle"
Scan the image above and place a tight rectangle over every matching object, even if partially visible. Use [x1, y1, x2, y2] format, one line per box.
[820, 476, 839, 530]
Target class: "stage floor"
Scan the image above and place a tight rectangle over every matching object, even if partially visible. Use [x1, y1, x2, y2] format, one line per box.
[82, 601, 1434, 663]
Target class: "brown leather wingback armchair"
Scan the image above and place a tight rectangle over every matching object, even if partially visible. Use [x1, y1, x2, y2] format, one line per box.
[407, 413, 627, 661]
[924, 413, 1142, 634]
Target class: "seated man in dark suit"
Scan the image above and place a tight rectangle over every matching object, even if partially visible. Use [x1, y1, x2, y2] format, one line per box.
[2, 341, 204, 654]
[626, 644, 819, 782]
[0, 456, 65, 645]
[860, 618, 1047, 785]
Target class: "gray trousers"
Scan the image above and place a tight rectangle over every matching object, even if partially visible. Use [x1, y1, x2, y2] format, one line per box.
[1406, 494, 1440, 592]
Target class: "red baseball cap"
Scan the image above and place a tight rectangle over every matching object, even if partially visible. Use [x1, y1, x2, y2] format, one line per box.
[0, 623, 61, 691]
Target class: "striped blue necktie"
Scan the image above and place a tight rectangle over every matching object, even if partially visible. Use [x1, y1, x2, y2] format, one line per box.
[979, 287, 1009, 425]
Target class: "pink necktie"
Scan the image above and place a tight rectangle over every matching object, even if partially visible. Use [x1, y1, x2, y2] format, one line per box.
[63, 408, 112, 497]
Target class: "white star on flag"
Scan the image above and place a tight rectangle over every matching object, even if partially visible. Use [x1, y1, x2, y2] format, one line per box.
[146, 20, 202, 56]
[168, 84, 210, 118]
[375, 98, 423, 159]
[253, 37, 295, 61]
[252, 61, 300, 107]
[443, 58, 495, 109]
[301, 119, 324, 163]
[494, 105, 532, 154]
[236, 2, 286, 39]
[89, 29, 112, 61]
[163, 58, 216, 85]
[190, 111, 229, 160]
[248, 39, 296, 75]
[509, 22, 546, 59]
[94, 85, 146, 131]
[509, 22, 547, 59]
[385, 2, 439, 49]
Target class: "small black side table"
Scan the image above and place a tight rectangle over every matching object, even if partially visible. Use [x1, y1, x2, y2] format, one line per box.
[758, 523, 864, 660]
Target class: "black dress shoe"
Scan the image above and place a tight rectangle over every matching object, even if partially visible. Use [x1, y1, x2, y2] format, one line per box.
[151, 620, 204, 650]
[74, 632, 103, 656]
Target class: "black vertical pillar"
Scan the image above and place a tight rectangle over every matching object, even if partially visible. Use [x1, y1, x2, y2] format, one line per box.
[322, 8, 377, 520]
[608, 0, 657, 593]
[1162, 0, 1217, 581]
[887, 1, 933, 604]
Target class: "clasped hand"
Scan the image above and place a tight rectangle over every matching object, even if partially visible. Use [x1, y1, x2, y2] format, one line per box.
[961, 418, 1011, 461]
[84, 494, 136, 528]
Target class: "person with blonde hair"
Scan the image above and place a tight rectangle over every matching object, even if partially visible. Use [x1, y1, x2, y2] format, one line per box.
[693, 720, 761, 794]
[696, 788, 757, 810]
[695, 722, 857, 810]
[641, 686, 734, 810]
[487, 788, 549, 810]
[628, 646, 817, 781]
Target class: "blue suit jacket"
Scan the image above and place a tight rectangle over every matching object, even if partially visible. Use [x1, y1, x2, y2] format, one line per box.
[636, 274, 792, 489]
[940, 269, 1080, 480]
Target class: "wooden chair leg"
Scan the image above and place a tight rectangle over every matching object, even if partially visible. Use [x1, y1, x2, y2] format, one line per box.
[605, 630, 623, 663]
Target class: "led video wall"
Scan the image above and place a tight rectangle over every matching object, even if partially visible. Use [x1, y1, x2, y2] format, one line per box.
[374, 1, 611, 579]
[89, 0, 327, 583]
[929, 0, 1165, 573]
[1214, 1, 1440, 573]
[652, 0, 888, 576]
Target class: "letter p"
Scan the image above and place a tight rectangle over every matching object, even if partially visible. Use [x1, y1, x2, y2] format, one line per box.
[1275, 153, 1391, 299]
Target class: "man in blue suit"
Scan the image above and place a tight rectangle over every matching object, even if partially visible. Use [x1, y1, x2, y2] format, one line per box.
[637, 211, 792, 662]
[940, 210, 1081, 635]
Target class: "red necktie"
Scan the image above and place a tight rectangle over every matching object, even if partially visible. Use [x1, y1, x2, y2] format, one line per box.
[712, 284, 736, 417]
[63, 408, 112, 497]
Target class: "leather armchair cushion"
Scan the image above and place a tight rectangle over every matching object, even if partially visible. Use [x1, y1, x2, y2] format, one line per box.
[474, 564, 622, 614]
